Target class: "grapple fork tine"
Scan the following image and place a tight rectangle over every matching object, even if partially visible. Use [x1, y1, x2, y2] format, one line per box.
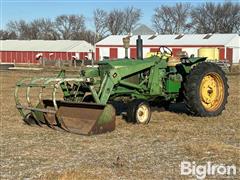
[43, 113, 56, 129]
[56, 116, 70, 132]
[15, 76, 116, 135]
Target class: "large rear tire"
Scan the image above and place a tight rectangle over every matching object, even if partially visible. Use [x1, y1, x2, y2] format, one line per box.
[183, 62, 229, 116]
[127, 99, 151, 124]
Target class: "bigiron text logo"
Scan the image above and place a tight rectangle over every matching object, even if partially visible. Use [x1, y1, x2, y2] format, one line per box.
[180, 161, 237, 179]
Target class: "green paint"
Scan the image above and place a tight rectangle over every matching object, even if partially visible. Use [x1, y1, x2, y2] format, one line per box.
[15, 54, 207, 123]
[82, 67, 99, 77]
[166, 80, 181, 93]
[32, 103, 45, 123]
[97, 105, 115, 125]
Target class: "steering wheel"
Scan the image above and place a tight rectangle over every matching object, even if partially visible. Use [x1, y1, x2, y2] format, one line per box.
[159, 46, 172, 57]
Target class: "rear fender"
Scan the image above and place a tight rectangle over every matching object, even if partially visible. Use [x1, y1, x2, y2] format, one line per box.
[178, 57, 207, 74]
[182, 57, 207, 66]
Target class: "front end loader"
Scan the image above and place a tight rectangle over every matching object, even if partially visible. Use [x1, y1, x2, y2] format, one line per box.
[15, 37, 228, 135]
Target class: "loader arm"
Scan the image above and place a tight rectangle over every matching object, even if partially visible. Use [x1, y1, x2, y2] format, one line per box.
[95, 57, 163, 104]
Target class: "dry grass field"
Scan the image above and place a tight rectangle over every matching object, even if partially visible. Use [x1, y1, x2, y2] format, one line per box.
[0, 70, 239, 180]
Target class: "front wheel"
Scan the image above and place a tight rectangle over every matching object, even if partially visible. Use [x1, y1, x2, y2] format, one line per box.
[127, 99, 151, 124]
[183, 62, 229, 116]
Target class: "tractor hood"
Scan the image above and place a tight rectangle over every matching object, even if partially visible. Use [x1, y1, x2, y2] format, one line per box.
[98, 56, 160, 69]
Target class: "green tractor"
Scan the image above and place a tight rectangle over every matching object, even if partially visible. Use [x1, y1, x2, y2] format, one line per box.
[15, 36, 228, 135]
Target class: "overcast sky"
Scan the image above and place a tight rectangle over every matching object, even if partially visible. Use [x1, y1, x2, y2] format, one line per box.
[1, 0, 238, 30]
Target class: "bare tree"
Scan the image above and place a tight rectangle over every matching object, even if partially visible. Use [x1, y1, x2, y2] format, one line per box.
[0, 30, 9, 40]
[0, 30, 17, 40]
[221, 2, 240, 33]
[31, 18, 59, 40]
[191, 2, 240, 33]
[79, 30, 96, 45]
[94, 7, 141, 37]
[123, 6, 142, 34]
[107, 9, 125, 35]
[93, 9, 108, 41]
[6, 20, 38, 39]
[55, 15, 85, 39]
[152, 3, 191, 34]
[6, 19, 58, 40]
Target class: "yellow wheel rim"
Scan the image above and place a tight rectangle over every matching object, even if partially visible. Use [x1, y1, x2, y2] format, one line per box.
[137, 104, 149, 123]
[200, 72, 224, 112]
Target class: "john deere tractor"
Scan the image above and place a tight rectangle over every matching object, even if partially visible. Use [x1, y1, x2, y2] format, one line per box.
[15, 36, 228, 135]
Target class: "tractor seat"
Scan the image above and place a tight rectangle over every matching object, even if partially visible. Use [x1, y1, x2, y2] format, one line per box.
[167, 56, 181, 66]
[167, 51, 188, 66]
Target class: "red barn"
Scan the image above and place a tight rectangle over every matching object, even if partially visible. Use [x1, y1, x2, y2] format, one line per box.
[0, 40, 94, 64]
[95, 34, 240, 64]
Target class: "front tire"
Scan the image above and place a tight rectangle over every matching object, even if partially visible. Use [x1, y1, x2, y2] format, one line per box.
[183, 62, 229, 116]
[127, 99, 151, 124]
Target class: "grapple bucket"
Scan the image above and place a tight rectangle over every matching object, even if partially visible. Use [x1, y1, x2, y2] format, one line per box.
[15, 74, 116, 135]
[31, 100, 116, 135]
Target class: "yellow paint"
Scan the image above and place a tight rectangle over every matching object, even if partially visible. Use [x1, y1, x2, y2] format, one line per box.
[198, 48, 219, 61]
[200, 73, 224, 111]
[146, 52, 162, 58]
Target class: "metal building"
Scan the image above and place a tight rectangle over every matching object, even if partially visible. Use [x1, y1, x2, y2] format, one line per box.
[95, 34, 240, 64]
[0, 40, 94, 64]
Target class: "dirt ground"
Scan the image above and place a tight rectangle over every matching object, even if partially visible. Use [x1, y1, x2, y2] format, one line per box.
[0, 70, 239, 180]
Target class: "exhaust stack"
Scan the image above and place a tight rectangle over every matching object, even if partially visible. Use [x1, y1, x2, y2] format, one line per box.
[136, 35, 143, 60]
